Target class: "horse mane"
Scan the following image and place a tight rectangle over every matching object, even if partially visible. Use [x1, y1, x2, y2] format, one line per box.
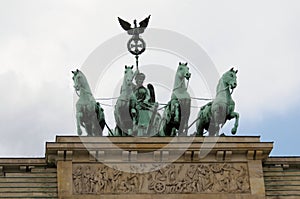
[77, 70, 92, 94]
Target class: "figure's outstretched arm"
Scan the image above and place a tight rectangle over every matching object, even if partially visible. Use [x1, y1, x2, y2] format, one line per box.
[133, 68, 139, 80]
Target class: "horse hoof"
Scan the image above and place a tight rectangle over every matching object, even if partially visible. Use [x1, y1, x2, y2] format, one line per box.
[194, 132, 203, 137]
[231, 129, 237, 135]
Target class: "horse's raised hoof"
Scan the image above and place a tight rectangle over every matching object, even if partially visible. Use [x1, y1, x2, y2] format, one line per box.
[231, 128, 237, 135]
[77, 129, 82, 136]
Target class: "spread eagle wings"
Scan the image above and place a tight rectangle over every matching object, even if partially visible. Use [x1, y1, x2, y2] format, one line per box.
[139, 15, 151, 29]
[118, 15, 151, 35]
[117, 17, 132, 31]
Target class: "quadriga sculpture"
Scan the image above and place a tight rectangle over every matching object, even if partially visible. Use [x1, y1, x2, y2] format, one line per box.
[72, 69, 105, 136]
[196, 68, 239, 136]
[160, 62, 191, 136]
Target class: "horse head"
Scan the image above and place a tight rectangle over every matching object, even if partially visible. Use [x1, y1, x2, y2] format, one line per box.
[72, 69, 82, 91]
[72, 69, 91, 94]
[177, 62, 191, 81]
[124, 65, 134, 87]
[222, 67, 238, 90]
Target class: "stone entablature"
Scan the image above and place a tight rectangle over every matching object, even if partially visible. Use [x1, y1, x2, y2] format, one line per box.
[46, 136, 272, 163]
[263, 157, 300, 199]
[0, 158, 58, 198]
[45, 136, 273, 199]
[3, 137, 300, 199]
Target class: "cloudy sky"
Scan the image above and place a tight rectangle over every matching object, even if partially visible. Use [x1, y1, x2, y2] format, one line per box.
[0, 0, 299, 157]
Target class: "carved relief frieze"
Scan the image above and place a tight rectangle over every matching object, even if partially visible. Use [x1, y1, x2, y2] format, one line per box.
[72, 163, 250, 194]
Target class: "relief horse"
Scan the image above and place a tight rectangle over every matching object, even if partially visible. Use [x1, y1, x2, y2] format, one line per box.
[160, 62, 191, 136]
[72, 69, 105, 136]
[196, 68, 239, 136]
[114, 65, 136, 136]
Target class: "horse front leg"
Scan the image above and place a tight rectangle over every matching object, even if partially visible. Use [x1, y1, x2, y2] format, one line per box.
[210, 111, 220, 136]
[229, 111, 239, 135]
[196, 119, 205, 137]
[158, 117, 167, 136]
[76, 111, 83, 136]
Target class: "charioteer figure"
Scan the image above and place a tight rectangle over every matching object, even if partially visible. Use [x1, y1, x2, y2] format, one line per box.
[130, 72, 157, 136]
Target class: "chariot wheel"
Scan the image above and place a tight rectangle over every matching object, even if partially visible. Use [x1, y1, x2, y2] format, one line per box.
[154, 182, 166, 193]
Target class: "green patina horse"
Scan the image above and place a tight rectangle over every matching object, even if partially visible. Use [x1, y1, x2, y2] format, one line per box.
[114, 65, 136, 136]
[196, 68, 239, 136]
[159, 62, 191, 136]
[72, 69, 105, 136]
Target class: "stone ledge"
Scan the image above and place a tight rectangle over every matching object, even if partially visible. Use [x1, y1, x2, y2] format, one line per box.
[0, 158, 47, 172]
[0, 158, 46, 166]
[264, 157, 300, 165]
[55, 136, 262, 143]
[60, 193, 265, 199]
[46, 136, 273, 164]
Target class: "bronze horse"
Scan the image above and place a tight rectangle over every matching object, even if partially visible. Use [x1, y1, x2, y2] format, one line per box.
[72, 69, 105, 136]
[196, 68, 239, 136]
[160, 62, 191, 136]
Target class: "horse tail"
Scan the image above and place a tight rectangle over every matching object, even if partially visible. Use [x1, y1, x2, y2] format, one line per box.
[96, 102, 106, 131]
[147, 83, 155, 103]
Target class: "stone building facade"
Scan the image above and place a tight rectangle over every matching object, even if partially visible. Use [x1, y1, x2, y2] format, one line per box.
[0, 136, 299, 199]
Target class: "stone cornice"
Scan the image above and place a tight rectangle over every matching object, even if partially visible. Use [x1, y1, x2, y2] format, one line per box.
[46, 136, 273, 164]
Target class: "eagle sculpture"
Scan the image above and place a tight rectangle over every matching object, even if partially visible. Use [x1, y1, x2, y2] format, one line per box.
[118, 15, 151, 35]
